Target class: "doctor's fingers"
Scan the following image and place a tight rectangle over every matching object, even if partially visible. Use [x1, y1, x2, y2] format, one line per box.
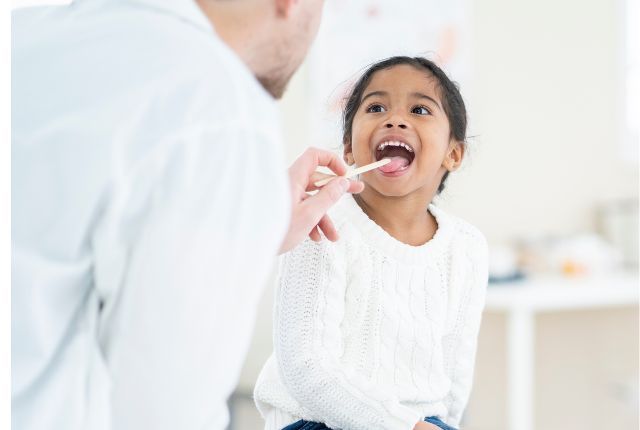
[299, 190, 338, 242]
[289, 147, 349, 186]
[306, 171, 364, 193]
[307, 214, 338, 242]
[316, 214, 338, 242]
[297, 178, 350, 237]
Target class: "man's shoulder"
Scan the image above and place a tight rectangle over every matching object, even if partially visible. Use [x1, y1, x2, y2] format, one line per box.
[13, 1, 273, 113]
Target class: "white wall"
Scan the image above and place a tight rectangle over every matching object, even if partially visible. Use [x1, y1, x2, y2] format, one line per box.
[235, 0, 638, 428]
[276, 0, 638, 244]
[445, 0, 638, 243]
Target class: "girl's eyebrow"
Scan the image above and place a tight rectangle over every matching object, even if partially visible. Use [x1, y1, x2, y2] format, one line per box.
[411, 92, 442, 111]
[361, 90, 387, 104]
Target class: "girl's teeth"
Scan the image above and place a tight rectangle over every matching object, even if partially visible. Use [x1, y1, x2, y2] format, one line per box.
[377, 141, 414, 152]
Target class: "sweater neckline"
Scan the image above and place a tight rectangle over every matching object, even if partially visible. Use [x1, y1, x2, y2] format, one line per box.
[340, 195, 452, 263]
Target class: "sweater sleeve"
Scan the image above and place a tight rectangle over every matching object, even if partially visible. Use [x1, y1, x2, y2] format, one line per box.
[441, 229, 489, 427]
[274, 238, 423, 430]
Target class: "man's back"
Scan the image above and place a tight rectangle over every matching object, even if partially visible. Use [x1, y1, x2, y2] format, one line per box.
[12, 1, 289, 428]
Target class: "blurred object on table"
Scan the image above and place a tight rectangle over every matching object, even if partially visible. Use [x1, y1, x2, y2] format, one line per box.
[597, 198, 639, 269]
[549, 234, 623, 276]
[516, 234, 623, 277]
[488, 244, 525, 284]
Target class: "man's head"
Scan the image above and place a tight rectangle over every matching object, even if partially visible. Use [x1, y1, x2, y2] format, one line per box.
[197, 0, 324, 99]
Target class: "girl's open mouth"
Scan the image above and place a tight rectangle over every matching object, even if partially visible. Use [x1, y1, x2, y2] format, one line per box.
[374, 140, 415, 175]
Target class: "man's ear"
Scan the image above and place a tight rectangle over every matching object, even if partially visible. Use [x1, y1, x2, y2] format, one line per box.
[444, 141, 464, 171]
[275, 0, 297, 18]
[343, 141, 355, 166]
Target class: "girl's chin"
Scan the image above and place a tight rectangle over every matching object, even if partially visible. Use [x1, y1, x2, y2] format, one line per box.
[363, 179, 416, 198]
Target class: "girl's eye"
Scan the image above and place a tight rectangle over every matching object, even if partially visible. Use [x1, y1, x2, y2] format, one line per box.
[366, 104, 386, 113]
[412, 105, 431, 115]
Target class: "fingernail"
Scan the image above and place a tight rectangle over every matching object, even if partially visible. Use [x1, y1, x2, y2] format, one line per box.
[339, 178, 350, 191]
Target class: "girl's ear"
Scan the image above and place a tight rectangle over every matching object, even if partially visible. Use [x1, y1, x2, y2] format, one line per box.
[343, 140, 355, 166]
[444, 141, 464, 171]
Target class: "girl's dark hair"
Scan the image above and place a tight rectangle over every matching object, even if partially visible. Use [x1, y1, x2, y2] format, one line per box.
[342, 56, 467, 194]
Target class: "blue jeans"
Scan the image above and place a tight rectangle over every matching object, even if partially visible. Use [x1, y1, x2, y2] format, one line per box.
[424, 416, 458, 430]
[282, 417, 458, 430]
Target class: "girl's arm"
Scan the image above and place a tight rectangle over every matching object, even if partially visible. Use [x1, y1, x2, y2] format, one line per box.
[441, 232, 490, 427]
[274, 238, 423, 430]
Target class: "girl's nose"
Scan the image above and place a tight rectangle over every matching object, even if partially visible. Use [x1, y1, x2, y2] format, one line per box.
[384, 111, 409, 129]
[384, 121, 408, 130]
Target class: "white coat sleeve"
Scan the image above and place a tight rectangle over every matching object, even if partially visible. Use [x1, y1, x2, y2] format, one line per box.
[94, 124, 289, 430]
[274, 238, 423, 430]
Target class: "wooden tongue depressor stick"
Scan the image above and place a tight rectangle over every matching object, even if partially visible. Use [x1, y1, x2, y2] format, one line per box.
[313, 158, 391, 187]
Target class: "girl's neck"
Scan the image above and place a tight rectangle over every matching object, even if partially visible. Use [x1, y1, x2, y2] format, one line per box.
[353, 188, 438, 246]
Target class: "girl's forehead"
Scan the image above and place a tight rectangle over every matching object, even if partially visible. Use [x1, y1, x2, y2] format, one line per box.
[365, 64, 439, 94]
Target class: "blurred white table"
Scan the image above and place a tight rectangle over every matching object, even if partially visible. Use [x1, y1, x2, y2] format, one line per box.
[484, 272, 639, 430]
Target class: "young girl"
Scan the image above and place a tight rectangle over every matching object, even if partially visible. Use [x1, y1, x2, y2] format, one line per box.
[254, 56, 488, 430]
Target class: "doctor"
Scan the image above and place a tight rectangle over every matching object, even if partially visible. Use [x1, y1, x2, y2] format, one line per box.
[12, 0, 363, 429]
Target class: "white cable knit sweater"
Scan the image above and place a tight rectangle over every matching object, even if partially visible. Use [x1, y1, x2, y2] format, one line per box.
[254, 196, 488, 430]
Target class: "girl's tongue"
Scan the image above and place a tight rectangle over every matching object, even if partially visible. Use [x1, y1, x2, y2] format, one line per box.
[379, 156, 409, 173]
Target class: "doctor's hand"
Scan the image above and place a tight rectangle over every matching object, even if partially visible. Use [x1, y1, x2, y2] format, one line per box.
[279, 147, 364, 254]
[413, 421, 442, 430]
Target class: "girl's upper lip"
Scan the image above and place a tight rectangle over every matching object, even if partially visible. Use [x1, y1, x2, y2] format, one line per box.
[373, 134, 417, 152]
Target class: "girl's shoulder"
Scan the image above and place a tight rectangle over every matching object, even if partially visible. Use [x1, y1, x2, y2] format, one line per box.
[430, 204, 488, 255]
